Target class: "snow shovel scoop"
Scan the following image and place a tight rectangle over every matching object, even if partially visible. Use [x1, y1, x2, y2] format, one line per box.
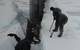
[50, 31, 54, 38]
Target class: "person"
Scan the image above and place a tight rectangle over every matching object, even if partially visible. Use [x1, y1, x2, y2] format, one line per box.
[50, 7, 68, 37]
[8, 33, 31, 50]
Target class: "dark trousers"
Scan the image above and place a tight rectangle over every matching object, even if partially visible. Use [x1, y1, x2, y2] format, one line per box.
[53, 18, 68, 37]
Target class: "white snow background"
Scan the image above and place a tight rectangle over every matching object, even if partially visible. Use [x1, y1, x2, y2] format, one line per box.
[41, 0, 80, 50]
[0, 0, 41, 50]
[0, 0, 80, 50]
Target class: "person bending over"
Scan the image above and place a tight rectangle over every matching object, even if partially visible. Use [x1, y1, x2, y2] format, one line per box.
[50, 7, 68, 37]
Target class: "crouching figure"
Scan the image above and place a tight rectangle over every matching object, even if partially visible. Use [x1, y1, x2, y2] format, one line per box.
[50, 7, 68, 37]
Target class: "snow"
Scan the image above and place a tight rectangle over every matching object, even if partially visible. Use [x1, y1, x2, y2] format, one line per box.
[41, 0, 80, 50]
[0, 0, 80, 50]
[0, 0, 41, 50]
[0, 37, 17, 50]
[0, 0, 17, 29]
[0, 0, 28, 50]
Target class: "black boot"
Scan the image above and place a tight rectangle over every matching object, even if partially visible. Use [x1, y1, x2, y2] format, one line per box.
[58, 34, 62, 37]
[53, 29, 58, 32]
[58, 33, 63, 37]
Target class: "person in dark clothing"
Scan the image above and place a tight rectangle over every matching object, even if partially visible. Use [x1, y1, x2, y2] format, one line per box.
[8, 33, 21, 42]
[50, 7, 68, 37]
[26, 20, 41, 44]
[8, 33, 31, 50]
[7, 23, 41, 50]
